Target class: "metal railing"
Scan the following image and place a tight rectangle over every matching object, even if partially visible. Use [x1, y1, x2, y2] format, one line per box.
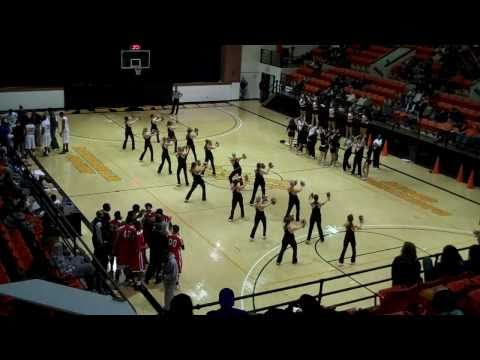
[193, 240, 472, 314]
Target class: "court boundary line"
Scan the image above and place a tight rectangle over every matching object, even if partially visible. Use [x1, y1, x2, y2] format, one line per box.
[230, 102, 480, 207]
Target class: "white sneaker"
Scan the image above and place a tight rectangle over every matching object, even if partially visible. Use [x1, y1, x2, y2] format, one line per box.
[228, 218, 233, 222]
[250, 237, 254, 241]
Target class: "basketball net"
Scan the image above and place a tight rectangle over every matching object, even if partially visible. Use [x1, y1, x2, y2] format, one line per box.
[133, 66, 142, 76]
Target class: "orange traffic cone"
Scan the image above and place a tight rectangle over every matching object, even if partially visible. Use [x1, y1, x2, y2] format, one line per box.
[467, 169, 475, 189]
[456, 164, 464, 183]
[432, 156, 441, 174]
[382, 140, 388, 156]
[367, 134, 372, 147]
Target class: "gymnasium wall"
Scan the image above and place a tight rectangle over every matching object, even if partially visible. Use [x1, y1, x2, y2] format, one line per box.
[0, 89, 65, 112]
[177, 83, 240, 103]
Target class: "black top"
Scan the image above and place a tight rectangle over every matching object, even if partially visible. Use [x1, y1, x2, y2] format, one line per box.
[162, 144, 169, 154]
[310, 202, 321, 218]
[186, 134, 194, 146]
[204, 145, 213, 157]
[391, 256, 421, 287]
[344, 223, 355, 242]
[168, 128, 175, 138]
[233, 159, 240, 170]
[283, 224, 295, 242]
[255, 168, 264, 181]
[125, 123, 132, 133]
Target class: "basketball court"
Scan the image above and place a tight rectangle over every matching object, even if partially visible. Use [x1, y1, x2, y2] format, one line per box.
[32, 100, 479, 314]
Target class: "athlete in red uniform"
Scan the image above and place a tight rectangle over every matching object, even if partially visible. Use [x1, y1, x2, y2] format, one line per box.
[168, 225, 184, 283]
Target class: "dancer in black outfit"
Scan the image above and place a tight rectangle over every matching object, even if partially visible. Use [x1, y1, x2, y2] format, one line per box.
[150, 114, 162, 143]
[157, 137, 173, 175]
[139, 128, 155, 162]
[186, 127, 198, 161]
[306, 193, 330, 244]
[339, 214, 363, 264]
[287, 118, 296, 150]
[329, 129, 340, 167]
[276, 215, 306, 265]
[362, 143, 374, 180]
[228, 153, 246, 183]
[249, 196, 275, 241]
[307, 124, 318, 158]
[297, 123, 309, 154]
[342, 137, 353, 171]
[167, 120, 178, 152]
[204, 139, 219, 176]
[228, 175, 245, 222]
[176, 146, 189, 186]
[249, 162, 274, 205]
[285, 180, 305, 221]
[318, 128, 329, 165]
[351, 135, 365, 176]
[185, 161, 207, 202]
[122, 116, 137, 150]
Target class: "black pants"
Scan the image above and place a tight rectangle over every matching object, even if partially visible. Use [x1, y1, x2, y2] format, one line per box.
[285, 195, 300, 221]
[343, 148, 352, 171]
[307, 215, 324, 241]
[229, 192, 245, 220]
[123, 130, 135, 150]
[170, 99, 180, 115]
[177, 162, 189, 185]
[229, 167, 242, 183]
[158, 152, 172, 174]
[145, 243, 168, 283]
[186, 177, 206, 201]
[94, 246, 109, 271]
[249, 179, 265, 204]
[140, 142, 154, 161]
[50, 127, 59, 149]
[351, 153, 363, 176]
[188, 143, 197, 161]
[250, 212, 266, 238]
[151, 125, 160, 143]
[168, 137, 178, 153]
[339, 238, 356, 263]
[205, 152, 216, 175]
[307, 137, 317, 157]
[276, 237, 298, 264]
[373, 148, 381, 168]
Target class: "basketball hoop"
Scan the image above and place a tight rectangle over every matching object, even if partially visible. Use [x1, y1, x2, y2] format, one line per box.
[133, 65, 142, 76]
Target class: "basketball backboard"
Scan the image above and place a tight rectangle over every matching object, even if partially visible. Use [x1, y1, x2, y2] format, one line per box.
[121, 49, 151, 75]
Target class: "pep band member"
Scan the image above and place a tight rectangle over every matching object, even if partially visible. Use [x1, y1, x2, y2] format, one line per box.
[176, 146, 189, 186]
[228, 175, 245, 222]
[185, 161, 206, 202]
[158, 137, 173, 175]
[249, 162, 273, 205]
[204, 139, 218, 176]
[285, 180, 305, 222]
[122, 116, 137, 151]
[186, 127, 199, 161]
[249, 195, 274, 241]
[276, 215, 306, 265]
[139, 128, 155, 162]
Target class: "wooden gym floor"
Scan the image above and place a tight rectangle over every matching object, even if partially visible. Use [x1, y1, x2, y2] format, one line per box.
[35, 100, 479, 314]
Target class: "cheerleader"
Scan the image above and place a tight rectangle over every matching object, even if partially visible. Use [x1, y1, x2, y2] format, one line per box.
[249, 162, 274, 205]
[297, 123, 309, 154]
[295, 116, 305, 150]
[59, 112, 70, 154]
[40, 114, 51, 156]
[167, 120, 178, 152]
[176, 146, 189, 186]
[285, 179, 305, 222]
[228, 174, 246, 222]
[318, 128, 329, 165]
[168, 224, 185, 285]
[228, 153, 246, 184]
[351, 135, 365, 177]
[362, 143, 374, 180]
[139, 128, 155, 162]
[185, 161, 207, 202]
[299, 93, 307, 121]
[342, 136, 353, 171]
[312, 95, 320, 127]
[122, 116, 137, 151]
[346, 107, 354, 138]
[307, 124, 318, 158]
[339, 214, 363, 264]
[157, 137, 173, 175]
[329, 129, 341, 167]
[276, 215, 306, 265]
[286, 118, 296, 149]
[24, 119, 36, 157]
[204, 139, 219, 176]
[306, 193, 330, 244]
[185, 127, 199, 161]
[360, 111, 369, 137]
[249, 195, 275, 241]
[150, 114, 162, 143]
[328, 103, 336, 130]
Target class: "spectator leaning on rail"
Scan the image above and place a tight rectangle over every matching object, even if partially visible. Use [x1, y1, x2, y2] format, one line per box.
[207, 288, 249, 318]
[391, 242, 422, 287]
[423, 245, 465, 282]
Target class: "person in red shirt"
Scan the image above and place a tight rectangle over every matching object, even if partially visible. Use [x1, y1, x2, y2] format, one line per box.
[109, 211, 123, 282]
[113, 212, 136, 284]
[168, 224, 184, 285]
[129, 221, 147, 282]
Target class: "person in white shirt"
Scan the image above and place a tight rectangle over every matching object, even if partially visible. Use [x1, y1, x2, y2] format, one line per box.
[41, 115, 51, 156]
[24, 120, 36, 156]
[311, 96, 320, 127]
[299, 93, 307, 122]
[372, 135, 383, 168]
[59, 112, 70, 154]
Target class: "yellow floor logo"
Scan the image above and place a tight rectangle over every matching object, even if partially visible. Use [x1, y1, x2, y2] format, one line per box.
[72, 146, 122, 182]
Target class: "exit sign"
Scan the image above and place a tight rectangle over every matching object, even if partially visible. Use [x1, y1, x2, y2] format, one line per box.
[130, 44, 141, 50]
